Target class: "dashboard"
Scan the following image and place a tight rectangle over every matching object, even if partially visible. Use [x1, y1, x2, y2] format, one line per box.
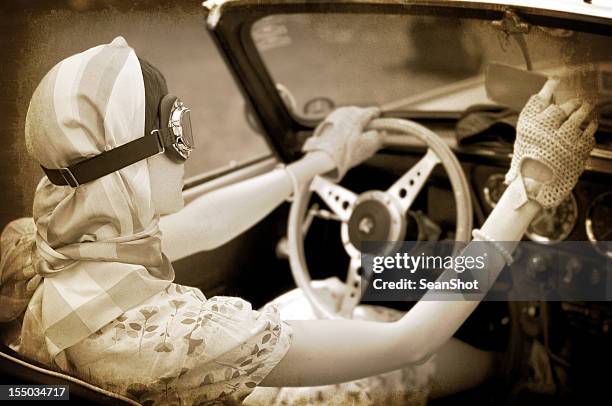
[358, 119, 612, 345]
[378, 117, 611, 252]
[476, 167, 611, 253]
[472, 165, 610, 303]
[407, 143, 610, 398]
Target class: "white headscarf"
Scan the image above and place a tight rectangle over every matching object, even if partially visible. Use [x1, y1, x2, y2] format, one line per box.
[24, 37, 173, 360]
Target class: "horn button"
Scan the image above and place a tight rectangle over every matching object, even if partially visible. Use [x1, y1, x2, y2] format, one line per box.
[344, 191, 406, 252]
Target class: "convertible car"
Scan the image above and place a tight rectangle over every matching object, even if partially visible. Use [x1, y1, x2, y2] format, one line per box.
[0, 0, 610, 405]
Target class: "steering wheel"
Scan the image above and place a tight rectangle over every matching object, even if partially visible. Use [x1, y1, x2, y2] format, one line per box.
[287, 118, 473, 319]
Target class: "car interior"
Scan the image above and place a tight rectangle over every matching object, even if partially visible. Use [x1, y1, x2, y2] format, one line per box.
[1, 1, 610, 405]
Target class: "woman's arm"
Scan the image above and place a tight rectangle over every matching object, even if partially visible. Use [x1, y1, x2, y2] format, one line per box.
[260, 175, 539, 387]
[388, 174, 542, 361]
[261, 79, 597, 387]
[159, 151, 336, 261]
[160, 106, 381, 262]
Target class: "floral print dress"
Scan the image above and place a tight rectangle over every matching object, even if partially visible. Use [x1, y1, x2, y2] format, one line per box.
[64, 285, 292, 405]
[1, 218, 433, 405]
[1, 218, 292, 405]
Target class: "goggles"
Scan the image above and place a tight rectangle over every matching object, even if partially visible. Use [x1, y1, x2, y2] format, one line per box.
[42, 95, 194, 187]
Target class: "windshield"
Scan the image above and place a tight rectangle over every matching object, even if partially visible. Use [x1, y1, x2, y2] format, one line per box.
[252, 13, 611, 119]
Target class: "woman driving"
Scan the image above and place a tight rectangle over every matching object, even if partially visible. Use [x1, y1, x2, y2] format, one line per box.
[0, 37, 597, 405]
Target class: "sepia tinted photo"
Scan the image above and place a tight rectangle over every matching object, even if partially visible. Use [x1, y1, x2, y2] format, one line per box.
[0, 1, 610, 405]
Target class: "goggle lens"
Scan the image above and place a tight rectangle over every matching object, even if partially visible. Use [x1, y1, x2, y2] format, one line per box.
[181, 109, 194, 150]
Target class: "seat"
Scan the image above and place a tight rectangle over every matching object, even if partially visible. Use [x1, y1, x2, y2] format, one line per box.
[0, 343, 137, 405]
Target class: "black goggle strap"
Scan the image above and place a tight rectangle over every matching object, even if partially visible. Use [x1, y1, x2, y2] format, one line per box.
[41, 128, 175, 187]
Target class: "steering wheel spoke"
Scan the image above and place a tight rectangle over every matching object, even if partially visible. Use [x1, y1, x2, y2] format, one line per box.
[311, 175, 357, 222]
[387, 148, 440, 213]
[338, 256, 362, 318]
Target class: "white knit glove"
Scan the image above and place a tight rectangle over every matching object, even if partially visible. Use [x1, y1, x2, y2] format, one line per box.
[505, 78, 597, 209]
[303, 106, 382, 181]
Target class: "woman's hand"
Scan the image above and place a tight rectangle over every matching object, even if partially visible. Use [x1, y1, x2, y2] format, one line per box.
[505, 78, 597, 209]
[302, 106, 382, 181]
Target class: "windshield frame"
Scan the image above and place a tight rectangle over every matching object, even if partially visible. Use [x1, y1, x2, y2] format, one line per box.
[204, 0, 611, 162]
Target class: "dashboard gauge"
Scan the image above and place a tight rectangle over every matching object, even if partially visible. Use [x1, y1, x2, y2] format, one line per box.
[483, 173, 506, 209]
[585, 191, 612, 258]
[526, 193, 578, 243]
[483, 173, 579, 243]
[303, 97, 335, 119]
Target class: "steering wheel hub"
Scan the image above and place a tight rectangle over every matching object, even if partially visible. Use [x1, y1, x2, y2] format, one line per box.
[342, 191, 406, 257]
[346, 190, 406, 248]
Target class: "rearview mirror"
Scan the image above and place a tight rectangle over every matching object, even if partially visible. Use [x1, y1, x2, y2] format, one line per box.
[485, 63, 547, 111]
